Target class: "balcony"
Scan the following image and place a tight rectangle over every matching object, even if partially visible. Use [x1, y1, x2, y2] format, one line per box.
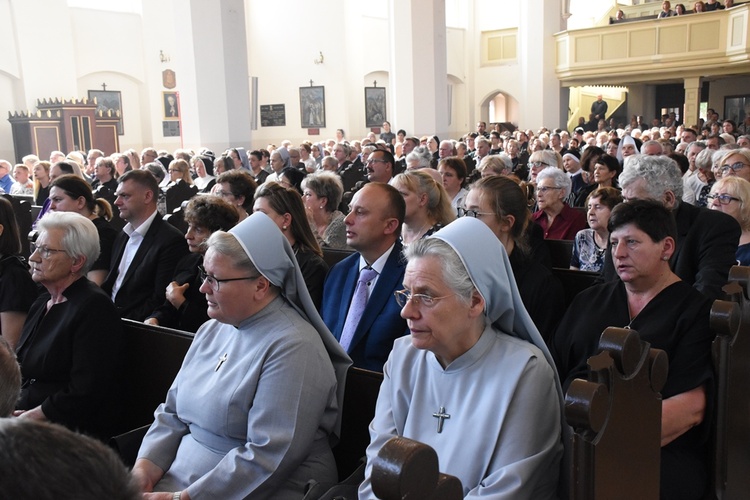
[555, 4, 750, 86]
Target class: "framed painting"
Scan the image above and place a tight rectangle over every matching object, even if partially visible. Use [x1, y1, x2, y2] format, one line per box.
[724, 95, 750, 125]
[365, 87, 386, 128]
[163, 91, 180, 120]
[88, 90, 123, 135]
[299, 86, 325, 128]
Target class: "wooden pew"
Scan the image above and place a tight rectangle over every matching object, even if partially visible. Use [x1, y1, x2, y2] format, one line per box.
[114, 320, 193, 437]
[323, 248, 355, 269]
[552, 268, 599, 308]
[565, 327, 667, 499]
[546, 239, 574, 269]
[110, 319, 384, 481]
[709, 266, 750, 500]
[334, 367, 384, 480]
[371, 437, 463, 500]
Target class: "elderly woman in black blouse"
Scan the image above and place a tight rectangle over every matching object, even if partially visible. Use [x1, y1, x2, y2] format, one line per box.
[14, 212, 123, 440]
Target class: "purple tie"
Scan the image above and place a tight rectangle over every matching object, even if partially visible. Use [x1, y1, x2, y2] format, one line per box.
[339, 267, 378, 352]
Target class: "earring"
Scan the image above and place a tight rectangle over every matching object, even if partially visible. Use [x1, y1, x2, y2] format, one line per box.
[662, 256, 669, 261]
[282, 225, 287, 230]
[320, 205, 324, 209]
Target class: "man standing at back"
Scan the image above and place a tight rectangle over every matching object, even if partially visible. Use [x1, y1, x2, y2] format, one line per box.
[102, 170, 187, 320]
[321, 183, 408, 371]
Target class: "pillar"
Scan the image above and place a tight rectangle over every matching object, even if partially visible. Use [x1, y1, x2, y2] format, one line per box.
[388, 0, 448, 138]
[683, 77, 701, 130]
[172, 0, 251, 152]
[518, 0, 565, 130]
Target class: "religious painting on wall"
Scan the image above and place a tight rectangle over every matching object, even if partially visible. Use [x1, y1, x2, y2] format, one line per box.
[365, 87, 386, 128]
[299, 86, 326, 128]
[88, 89, 123, 135]
[163, 91, 179, 120]
[724, 95, 750, 125]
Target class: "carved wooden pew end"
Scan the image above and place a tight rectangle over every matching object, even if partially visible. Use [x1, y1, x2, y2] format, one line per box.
[371, 437, 463, 500]
[565, 327, 667, 500]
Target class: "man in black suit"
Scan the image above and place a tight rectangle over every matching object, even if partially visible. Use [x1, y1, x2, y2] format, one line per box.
[601, 154, 740, 300]
[102, 170, 187, 320]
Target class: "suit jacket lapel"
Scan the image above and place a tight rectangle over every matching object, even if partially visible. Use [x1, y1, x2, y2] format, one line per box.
[104, 231, 129, 289]
[120, 218, 160, 287]
[349, 243, 404, 348]
[671, 203, 692, 265]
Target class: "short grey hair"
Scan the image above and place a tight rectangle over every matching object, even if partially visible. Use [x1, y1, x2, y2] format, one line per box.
[695, 147, 714, 171]
[37, 212, 100, 275]
[536, 166, 572, 198]
[205, 231, 258, 274]
[405, 146, 432, 168]
[404, 237, 476, 306]
[301, 171, 344, 212]
[619, 154, 684, 200]
[0, 337, 20, 417]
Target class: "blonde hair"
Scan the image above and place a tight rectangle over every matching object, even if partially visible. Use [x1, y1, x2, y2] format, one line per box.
[710, 176, 750, 231]
[390, 170, 456, 226]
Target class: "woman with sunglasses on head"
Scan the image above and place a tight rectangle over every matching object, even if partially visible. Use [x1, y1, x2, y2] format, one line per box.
[708, 176, 750, 265]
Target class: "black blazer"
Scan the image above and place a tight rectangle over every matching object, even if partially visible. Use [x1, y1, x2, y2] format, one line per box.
[102, 214, 188, 320]
[16, 278, 124, 439]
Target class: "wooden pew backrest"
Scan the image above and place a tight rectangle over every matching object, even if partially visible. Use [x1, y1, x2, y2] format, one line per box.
[335, 366, 383, 480]
[710, 265, 750, 499]
[117, 319, 193, 435]
[565, 327, 667, 500]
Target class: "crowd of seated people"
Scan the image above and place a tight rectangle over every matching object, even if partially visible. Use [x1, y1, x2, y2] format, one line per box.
[1, 105, 749, 498]
[612, 0, 737, 22]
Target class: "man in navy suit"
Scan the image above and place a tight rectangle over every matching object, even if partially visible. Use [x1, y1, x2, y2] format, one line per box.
[320, 182, 408, 371]
[102, 170, 187, 320]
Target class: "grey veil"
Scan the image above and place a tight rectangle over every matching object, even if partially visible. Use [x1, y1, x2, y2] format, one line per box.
[229, 212, 352, 438]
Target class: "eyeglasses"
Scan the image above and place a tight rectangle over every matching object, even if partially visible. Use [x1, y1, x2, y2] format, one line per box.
[168, 169, 181, 173]
[537, 186, 562, 194]
[721, 162, 750, 173]
[530, 161, 549, 168]
[215, 190, 235, 198]
[394, 289, 453, 308]
[33, 246, 68, 259]
[457, 207, 494, 218]
[707, 193, 741, 205]
[365, 159, 388, 166]
[198, 266, 261, 291]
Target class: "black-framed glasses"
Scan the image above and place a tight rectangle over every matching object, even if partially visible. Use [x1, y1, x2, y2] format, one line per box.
[707, 193, 741, 205]
[394, 289, 453, 308]
[32, 246, 68, 259]
[198, 266, 261, 291]
[721, 162, 750, 173]
[457, 207, 493, 218]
